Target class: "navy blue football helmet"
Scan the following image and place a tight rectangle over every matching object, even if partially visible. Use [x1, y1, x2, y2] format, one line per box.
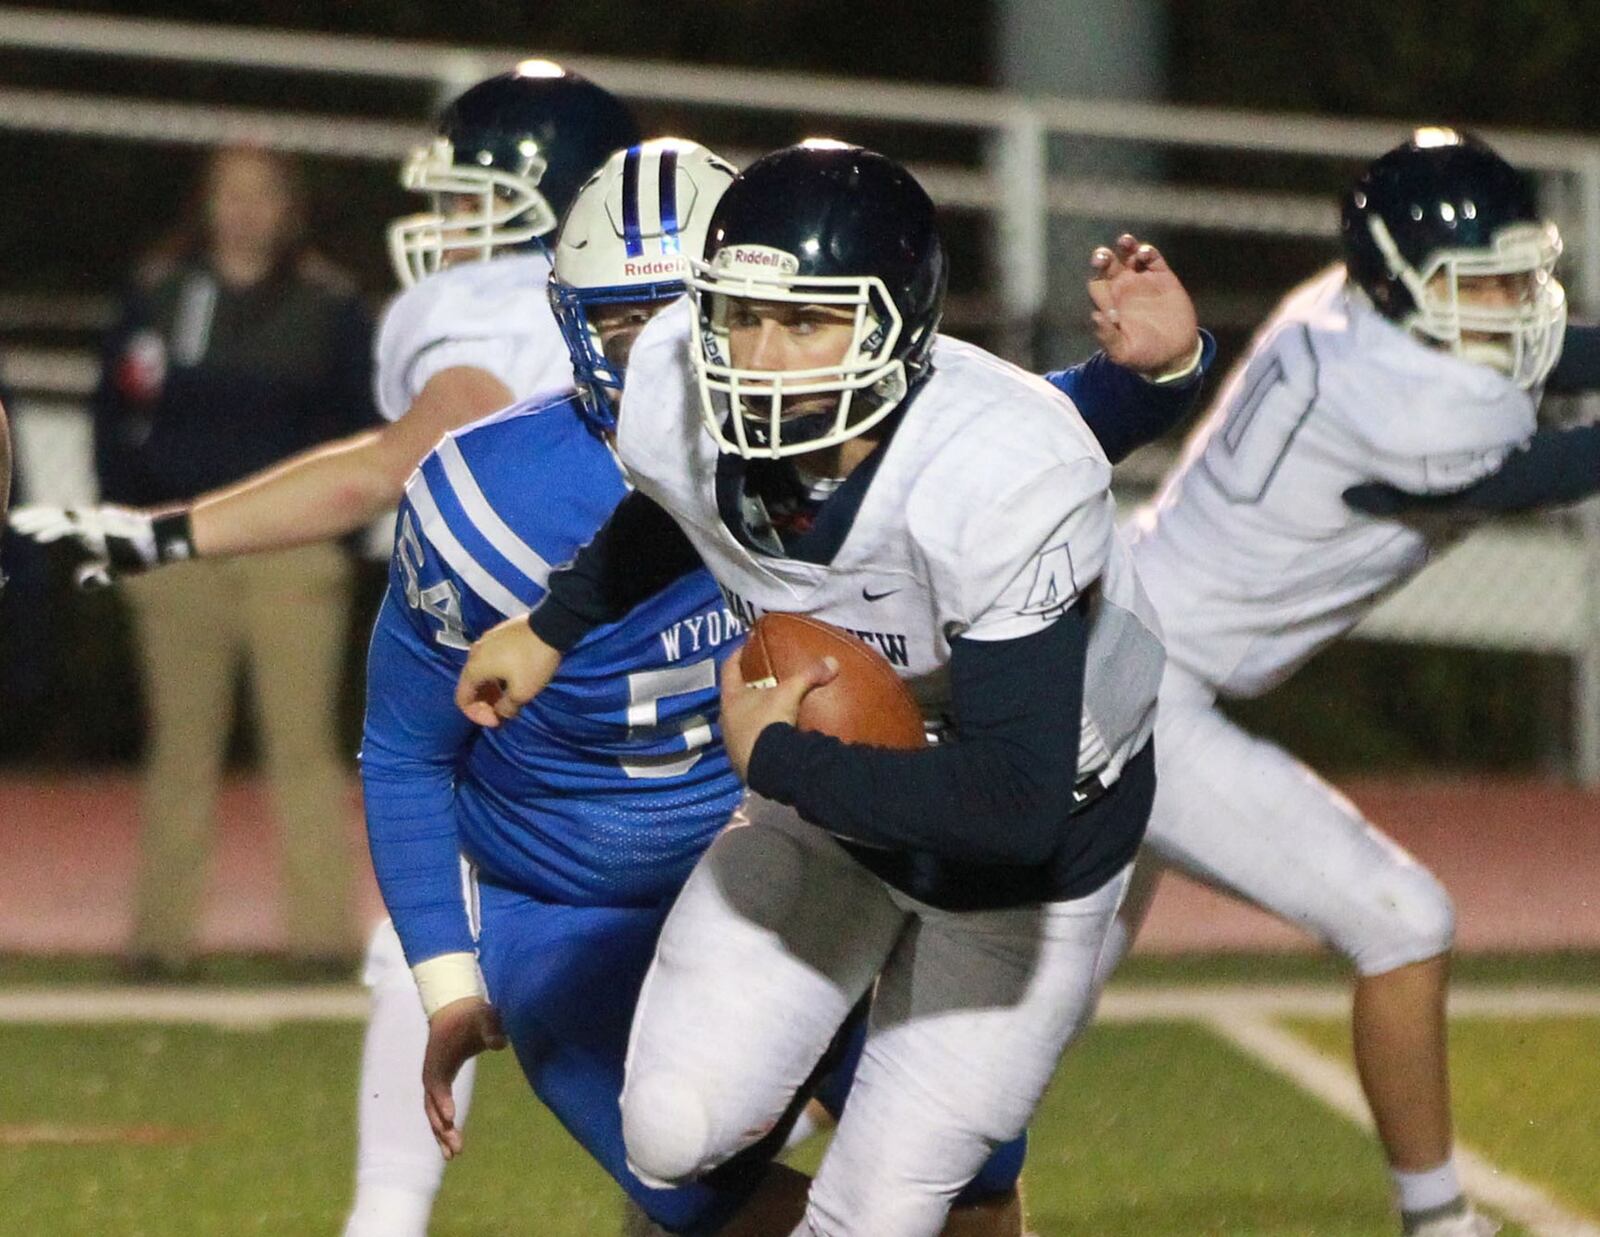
[688, 140, 948, 458]
[1341, 127, 1565, 387]
[388, 61, 640, 287]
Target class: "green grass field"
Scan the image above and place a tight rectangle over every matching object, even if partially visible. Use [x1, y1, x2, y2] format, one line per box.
[1, 960, 1594, 1236]
[1288, 1016, 1600, 1222]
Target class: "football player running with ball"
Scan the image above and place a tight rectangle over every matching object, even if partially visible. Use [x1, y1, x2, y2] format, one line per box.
[457, 142, 1195, 1237]
[370, 138, 1209, 1237]
[11, 65, 639, 1237]
[1096, 128, 1600, 1237]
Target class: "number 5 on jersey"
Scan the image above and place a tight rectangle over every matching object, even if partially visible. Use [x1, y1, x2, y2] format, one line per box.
[622, 661, 718, 780]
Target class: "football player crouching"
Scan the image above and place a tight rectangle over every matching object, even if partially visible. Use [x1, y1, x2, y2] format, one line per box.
[362, 138, 826, 1235]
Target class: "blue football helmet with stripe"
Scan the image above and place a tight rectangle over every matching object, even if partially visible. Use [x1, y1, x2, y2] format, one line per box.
[550, 140, 737, 434]
[388, 61, 640, 287]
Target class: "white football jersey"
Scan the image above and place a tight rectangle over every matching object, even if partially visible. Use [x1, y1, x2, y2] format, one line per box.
[1132, 266, 1538, 698]
[617, 301, 1166, 782]
[372, 252, 573, 422]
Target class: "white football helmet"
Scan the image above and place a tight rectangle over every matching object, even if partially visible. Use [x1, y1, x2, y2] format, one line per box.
[549, 138, 737, 431]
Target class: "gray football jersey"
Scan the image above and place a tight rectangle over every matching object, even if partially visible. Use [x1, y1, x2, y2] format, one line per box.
[373, 252, 573, 422]
[1132, 266, 1538, 698]
[616, 301, 1165, 782]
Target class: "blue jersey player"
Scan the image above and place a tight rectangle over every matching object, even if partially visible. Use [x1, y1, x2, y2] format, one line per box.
[365, 140, 1213, 1234]
[361, 140, 806, 1233]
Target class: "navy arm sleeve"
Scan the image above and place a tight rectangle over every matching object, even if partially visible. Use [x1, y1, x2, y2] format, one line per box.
[1344, 424, 1600, 517]
[527, 489, 702, 652]
[747, 600, 1089, 867]
[1547, 323, 1600, 394]
[1042, 331, 1215, 464]
[360, 586, 480, 966]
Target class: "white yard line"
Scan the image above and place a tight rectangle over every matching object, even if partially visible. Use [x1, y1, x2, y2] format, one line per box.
[1096, 984, 1600, 1022]
[1201, 1006, 1600, 1237]
[0, 986, 369, 1027]
[3, 981, 1596, 1027]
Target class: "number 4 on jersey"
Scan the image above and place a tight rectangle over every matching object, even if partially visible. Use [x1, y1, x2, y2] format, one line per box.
[1019, 542, 1077, 618]
[396, 511, 470, 650]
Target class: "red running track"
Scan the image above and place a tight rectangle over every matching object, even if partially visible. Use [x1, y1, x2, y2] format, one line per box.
[2, 773, 1597, 955]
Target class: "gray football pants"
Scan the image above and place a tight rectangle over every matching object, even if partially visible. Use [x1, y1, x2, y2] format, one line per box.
[620, 795, 1131, 1237]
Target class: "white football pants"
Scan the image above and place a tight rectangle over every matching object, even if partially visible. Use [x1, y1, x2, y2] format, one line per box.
[620, 797, 1130, 1237]
[343, 920, 478, 1237]
[1095, 664, 1455, 986]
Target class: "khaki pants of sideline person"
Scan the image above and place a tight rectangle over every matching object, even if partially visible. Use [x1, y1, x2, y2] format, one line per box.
[123, 543, 355, 963]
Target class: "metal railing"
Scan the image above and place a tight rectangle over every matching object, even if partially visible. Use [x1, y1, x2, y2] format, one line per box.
[0, 6, 1596, 779]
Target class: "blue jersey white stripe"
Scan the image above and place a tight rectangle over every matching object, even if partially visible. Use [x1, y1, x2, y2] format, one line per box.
[404, 469, 527, 618]
[435, 435, 553, 588]
[367, 392, 743, 929]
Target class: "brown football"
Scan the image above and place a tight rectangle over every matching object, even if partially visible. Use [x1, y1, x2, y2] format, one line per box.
[740, 613, 926, 749]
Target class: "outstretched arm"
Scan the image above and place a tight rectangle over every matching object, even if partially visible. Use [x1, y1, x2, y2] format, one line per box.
[9, 364, 512, 580]
[189, 365, 511, 556]
[1345, 423, 1600, 518]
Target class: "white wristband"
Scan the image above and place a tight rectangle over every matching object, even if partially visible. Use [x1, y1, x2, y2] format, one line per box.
[1145, 335, 1205, 385]
[412, 951, 488, 1018]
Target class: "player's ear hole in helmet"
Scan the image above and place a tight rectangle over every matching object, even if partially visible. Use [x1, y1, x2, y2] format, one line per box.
[688, 140, 948, 459]
[549, 139, 738, 436]
[387, 61, 640, 288]
[1340, 126, 1566, 389]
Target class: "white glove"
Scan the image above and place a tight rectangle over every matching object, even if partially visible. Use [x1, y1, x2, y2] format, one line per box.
[8, 503, 194, 589]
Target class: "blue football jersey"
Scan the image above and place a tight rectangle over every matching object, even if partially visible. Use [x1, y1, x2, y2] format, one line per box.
[362, 393, 743, 965]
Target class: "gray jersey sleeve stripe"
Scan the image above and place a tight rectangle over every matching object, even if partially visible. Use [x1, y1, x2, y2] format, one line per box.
[404, 470, 526, 619]
[436, 436, 552, 588]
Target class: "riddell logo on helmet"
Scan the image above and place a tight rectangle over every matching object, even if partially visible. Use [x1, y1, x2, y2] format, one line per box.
[714, 245, 800, 276]
[624, 257, 684, 277]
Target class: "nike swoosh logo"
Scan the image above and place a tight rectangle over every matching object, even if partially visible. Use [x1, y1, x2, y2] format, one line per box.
[862, 587, 900, 602]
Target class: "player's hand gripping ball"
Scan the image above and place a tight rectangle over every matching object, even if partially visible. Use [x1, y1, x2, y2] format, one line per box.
[720, 613, 926, 780]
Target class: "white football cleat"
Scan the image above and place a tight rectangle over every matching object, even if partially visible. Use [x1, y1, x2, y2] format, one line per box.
[1403, 1204, 1500, 1237]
